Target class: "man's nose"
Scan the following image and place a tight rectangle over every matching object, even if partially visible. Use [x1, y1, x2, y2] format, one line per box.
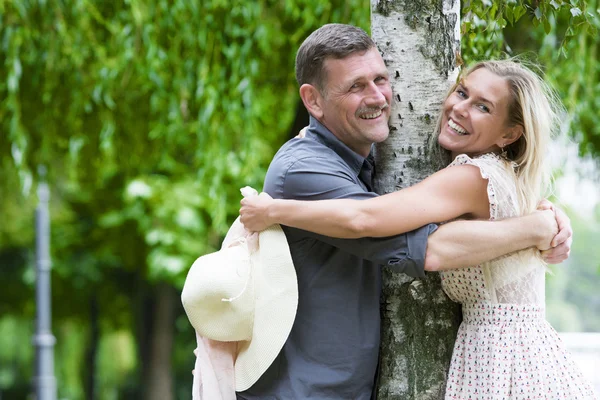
[364, 82, 388, 106]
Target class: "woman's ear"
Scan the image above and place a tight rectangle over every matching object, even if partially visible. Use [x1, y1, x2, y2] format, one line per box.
[299, 84, 324, 119]
[502, 124, 524, 147]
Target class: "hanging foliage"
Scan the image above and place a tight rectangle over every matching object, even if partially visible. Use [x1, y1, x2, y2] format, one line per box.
[0, 2, 369, 396]
[461, 0, 599, 161]
[0, 0, 369, 285]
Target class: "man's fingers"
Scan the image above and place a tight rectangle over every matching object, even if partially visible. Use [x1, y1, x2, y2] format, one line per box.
[543, 254, 569, 264]
[551, 225, 573, 248]
[551, 229, 568, 247]
[552, 207, 572, 247]
[541, 242, 571, 264]
[537, 198, 554, 211]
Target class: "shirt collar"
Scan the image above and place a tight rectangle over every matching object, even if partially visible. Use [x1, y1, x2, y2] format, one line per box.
[305, 116, 373, 177]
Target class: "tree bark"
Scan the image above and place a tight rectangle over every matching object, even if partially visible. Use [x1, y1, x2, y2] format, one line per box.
[134, 276, 152, 399]
[371, 1, 462, 399]
[146, 283, 175, 400]
[83, 296, 99, 400]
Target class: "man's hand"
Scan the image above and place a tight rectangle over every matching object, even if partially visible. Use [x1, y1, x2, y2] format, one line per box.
[537, 199, 573, 264]
[240, 192, 275, 232]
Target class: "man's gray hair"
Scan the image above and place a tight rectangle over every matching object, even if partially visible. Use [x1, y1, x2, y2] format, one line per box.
[295, 24, 375, 93]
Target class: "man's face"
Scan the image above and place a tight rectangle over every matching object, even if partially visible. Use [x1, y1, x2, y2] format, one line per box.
[318, 48, 392, 156]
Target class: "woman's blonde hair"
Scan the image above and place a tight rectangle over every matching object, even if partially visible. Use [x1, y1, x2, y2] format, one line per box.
[430, 58, 565, 213]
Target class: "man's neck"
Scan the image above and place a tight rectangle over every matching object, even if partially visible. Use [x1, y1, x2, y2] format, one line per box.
[309, 116, 373, 158]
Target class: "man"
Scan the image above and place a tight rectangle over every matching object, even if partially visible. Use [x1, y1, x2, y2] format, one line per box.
[237, 24, 571, 400]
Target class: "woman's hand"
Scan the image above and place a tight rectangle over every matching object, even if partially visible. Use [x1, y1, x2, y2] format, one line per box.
[240, 192, 275, 232]
[537, 199, 572, 264]
[531, 208, 559, 251]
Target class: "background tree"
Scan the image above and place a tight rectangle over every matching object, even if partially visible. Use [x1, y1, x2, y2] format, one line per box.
[0, 1, 370, 398]
[462, 0, 599, 160]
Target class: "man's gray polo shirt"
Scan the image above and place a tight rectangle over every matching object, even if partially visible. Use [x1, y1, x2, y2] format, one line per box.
[238, 117, 437, 400]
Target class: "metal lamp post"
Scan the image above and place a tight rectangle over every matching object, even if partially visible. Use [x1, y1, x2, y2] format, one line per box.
[32, 166, 57, 400]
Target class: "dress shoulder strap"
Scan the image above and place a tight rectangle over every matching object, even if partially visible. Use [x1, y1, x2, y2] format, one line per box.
[448, 153, 520, 220]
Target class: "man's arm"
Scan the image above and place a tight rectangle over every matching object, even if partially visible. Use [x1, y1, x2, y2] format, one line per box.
[264, 151, 434, 277]
[425, 209, 557, 271]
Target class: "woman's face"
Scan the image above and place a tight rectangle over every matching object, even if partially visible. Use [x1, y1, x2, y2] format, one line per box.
[438, 68, 520, 159]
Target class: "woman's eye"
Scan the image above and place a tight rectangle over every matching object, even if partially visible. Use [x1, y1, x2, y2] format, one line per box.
[478, 104, 490, 113]
[456, 89, 467, 98]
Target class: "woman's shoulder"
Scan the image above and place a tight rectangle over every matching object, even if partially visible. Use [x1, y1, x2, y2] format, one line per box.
[450, 152, 502, 165]
[448, 153, 520, 218]
[449, 153, 517, 175]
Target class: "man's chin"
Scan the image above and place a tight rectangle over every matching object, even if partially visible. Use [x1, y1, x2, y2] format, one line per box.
[373, 121, 391, 138]
[370, 130, 390, 143]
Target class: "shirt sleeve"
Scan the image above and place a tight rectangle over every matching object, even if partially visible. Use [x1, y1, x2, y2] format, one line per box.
[264, 154, 437, 278]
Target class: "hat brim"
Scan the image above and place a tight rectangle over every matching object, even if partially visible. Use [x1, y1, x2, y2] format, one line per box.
[234, 224, 298, 391]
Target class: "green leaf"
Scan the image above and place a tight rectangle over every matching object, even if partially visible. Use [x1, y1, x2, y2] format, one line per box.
[513, 5, 527, 21]
[490, 3, 498, 19]
[544, 19, 552, 34]
[506, 6, 514, 25]
[565, 26, 575, 37]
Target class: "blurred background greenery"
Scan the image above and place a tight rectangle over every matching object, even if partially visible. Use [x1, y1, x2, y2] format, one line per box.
[0, 1, 598, 399]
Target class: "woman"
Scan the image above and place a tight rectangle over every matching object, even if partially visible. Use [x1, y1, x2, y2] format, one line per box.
[239, 60, 596, 398]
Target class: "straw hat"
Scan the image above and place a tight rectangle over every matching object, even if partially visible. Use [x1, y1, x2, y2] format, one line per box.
[181, 218, 297, 391]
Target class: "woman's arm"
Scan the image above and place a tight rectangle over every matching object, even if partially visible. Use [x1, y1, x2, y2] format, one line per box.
[424, 209, 557, 271]
[240, 164, 490, 238]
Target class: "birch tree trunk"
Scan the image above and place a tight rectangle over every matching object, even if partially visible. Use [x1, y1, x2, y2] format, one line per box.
[371, 1, 462, 399]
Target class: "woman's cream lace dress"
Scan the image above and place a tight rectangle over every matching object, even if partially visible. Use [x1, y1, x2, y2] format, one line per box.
[441, 153, 597, 400]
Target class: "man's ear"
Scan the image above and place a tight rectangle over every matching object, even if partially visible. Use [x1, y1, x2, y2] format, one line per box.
[299, 84, 324, 119]
[502, 124, 524, 147]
